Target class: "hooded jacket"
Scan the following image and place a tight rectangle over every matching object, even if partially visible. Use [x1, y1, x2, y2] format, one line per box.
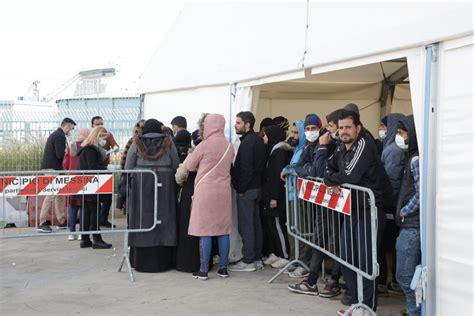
[395, 115, 420, 228]
[262, 126, 293, 216]
[281, 120, 305, 175]
[381, 113, 406, 210]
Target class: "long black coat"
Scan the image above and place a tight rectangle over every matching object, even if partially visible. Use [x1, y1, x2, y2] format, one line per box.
[125, 133, 179, 248]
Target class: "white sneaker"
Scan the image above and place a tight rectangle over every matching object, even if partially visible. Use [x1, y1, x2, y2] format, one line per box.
[77, 234, 82, 241]
[271, 258, 290, 269]
[254, 260, 264, 270]
[68, 234, 76, 241]
[288, 266, 309, 278]
[263, 253, 280, 265]
[228, 261, 256, 272]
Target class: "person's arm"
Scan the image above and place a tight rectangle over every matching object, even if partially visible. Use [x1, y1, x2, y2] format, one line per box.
[400, 156, 420, 218]
[54, 133, 67, 163]
[294, 147, 310, 178]
[169, 141, 180, 171]
[268, 151, 287, 200]
[324, 138, 372, 186]
[383, 149, 406, 192]
[237, 140, 255, 193]
[311, 145, 329, 178]
[183, 143, 204, 172]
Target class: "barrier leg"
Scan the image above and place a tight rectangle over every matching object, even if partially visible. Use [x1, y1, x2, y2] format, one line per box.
[268, 238, 310, 283]
[118, 232, 135, 282]
[343, 273, 376, 316]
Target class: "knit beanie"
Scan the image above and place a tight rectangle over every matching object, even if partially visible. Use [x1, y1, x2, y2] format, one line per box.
[304, 114, 322, 128]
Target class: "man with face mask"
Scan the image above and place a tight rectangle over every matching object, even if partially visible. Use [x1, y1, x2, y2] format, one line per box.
[293, 114, 322, 178]
[394, 115, 421, 316]
[37, 117, 76, 233]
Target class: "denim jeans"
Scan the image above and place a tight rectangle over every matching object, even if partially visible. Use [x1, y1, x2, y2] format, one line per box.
[68, 205, 81, 232]
[199, 235, 230, 272]
[396, 228, 421, 316]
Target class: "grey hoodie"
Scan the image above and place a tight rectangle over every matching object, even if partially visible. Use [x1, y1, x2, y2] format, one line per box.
[381, 113, 406, 209]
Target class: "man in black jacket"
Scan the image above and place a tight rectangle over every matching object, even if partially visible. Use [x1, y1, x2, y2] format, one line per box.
[37, 117, 76, 233]
[229, 111, 266, 272]
[324, 110, 385, 312]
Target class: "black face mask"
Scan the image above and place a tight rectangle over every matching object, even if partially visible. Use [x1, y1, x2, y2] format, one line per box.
[287, 137, 298, 147]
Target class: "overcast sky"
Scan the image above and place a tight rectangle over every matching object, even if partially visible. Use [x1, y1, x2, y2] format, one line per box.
[0, 0, 187, 100]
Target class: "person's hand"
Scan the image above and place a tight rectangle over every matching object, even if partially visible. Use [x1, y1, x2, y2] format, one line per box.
[319, 131, 330, 145]
[280, 172, 287, 181]
[330, 186, 341, 195]
[270, 199, 278, 208]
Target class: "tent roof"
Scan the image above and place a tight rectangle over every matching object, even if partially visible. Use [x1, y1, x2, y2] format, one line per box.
[139, 2, 473, 94]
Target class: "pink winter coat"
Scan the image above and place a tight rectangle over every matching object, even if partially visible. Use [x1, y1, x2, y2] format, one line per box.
[185, 114, 235, 237]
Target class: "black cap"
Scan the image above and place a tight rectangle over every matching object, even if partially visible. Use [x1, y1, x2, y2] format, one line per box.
[170, 116, 187, 129]
[61, 117, 77, 125]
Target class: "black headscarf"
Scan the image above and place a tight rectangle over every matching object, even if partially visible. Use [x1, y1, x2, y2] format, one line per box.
[264, 125, 285, 156]
[142, 119, 164, 135]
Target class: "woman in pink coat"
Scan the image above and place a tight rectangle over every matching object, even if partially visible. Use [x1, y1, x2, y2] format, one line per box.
[183, 113, 235, 280]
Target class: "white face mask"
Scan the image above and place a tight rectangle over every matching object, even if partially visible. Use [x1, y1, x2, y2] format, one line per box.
[305, 130, 319, 143]
[395, 134, 408, 150]
[99, 138, 107, 147]
[331, 131, 339, 140]
[378, 130, 387, 140]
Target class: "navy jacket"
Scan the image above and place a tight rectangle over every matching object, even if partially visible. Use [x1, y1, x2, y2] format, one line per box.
[41, 128, 67, 170]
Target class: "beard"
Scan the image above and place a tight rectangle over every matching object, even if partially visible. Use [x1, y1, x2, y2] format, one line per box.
[340, 134, 355, 144]
[235, 128, 244, 135]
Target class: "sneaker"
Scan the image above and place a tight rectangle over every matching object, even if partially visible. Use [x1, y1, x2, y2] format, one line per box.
[37, 222, 52, 233]
[217, 268, 229, 278]
[263, 253, 280, 265]
[57, 221, 68, 229]
[254, 260, 264, 270]
[387, 281, 404, 294]
[68, 234, 76, 241]
[271, 258, 290, 269]
[92, 240, 112, 249]
[338, 308, 371, 316]
[80, 240, 93, 248]
[228, 261, 256, 272]
[377, 284, 389, 296]
[287, 279, 318, 296]
[319, 278, 341, 298]
[77, 234, 82, 241]
[192, 271, 209, 280]
[288, 267, 309, 278]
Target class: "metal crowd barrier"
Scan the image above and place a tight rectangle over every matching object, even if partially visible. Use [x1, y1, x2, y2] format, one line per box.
[270, 174, 379, 316]
[0, 169, 161, 282]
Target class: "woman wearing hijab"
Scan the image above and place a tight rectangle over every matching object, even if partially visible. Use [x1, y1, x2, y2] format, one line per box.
[78, 126, 112, 249]
[261, 125, 293, 268]
[180, 113, 235, 280]
[125, 119, 180, 272]
[63, 127, 90, 241]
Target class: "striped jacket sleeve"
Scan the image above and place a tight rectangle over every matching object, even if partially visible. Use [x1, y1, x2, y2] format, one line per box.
[324, 138, 372, 186]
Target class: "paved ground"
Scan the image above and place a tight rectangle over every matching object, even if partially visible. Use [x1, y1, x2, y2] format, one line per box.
[0, 223, 405, 315]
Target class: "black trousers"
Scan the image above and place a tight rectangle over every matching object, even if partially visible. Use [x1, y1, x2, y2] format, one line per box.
[340, 207, 385, 310]
[99, 194, 112, 224]
[237, 188, 263, 264]
[82, 198, 101, 241]
[265, 214, 290, 259]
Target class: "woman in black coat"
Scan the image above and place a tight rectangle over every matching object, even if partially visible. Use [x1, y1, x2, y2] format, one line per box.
[78, 126, 112, 249]
[262, 125, 293, 262]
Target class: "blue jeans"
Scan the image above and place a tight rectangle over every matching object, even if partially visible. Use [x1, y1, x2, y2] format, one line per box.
[199, 235, 230, 273]
[396, 228, 421, 316]
[68, 205, 81, 232]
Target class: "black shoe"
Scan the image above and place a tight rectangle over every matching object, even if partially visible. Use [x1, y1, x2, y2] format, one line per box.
[80, 240, 93, 248]
[92, 240, 112, 249]
[37, 222, 52, 233]
[319, 279, 341, 298]
[217, 268, 229, 278]
[100, 221, 116, 228]
[57, 221, 68, 229]
[192, 271, 209, 280]
[341, 292, 355, 306]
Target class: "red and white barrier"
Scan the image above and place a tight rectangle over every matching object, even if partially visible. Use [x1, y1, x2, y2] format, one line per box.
[297, 177, 351, 215]
[0, 175, 113, 197]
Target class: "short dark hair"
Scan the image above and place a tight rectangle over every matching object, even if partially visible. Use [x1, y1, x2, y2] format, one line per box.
[259, 117, 274, 130]
[326, 109, 344, 125]
[61, 117, 76, 127]
[236, 111, 256, 129]
[170, 116, 187, 129]
[338, 109, 361, 126]
[91, 116, 103, 126]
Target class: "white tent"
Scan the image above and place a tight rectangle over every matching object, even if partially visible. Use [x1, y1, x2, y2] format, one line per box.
[139, 2, 473, 314]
